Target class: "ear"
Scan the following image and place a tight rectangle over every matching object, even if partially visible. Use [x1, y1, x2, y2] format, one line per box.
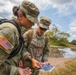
[18, 12, 23, 19]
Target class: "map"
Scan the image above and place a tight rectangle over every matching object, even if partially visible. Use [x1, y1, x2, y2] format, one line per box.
[39, 63, 55, 72]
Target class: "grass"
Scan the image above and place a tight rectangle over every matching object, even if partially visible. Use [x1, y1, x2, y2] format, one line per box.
[67, 44, 76, 49]
[49, 58, 76, 75]
[50, 44, 76, 48]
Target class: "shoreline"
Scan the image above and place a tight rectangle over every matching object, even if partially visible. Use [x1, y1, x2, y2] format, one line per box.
[49, 45, 76, 68]
[50, 45, 76, 49]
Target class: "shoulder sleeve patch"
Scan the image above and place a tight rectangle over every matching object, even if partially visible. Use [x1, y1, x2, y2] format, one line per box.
[0, 37, 13, 50]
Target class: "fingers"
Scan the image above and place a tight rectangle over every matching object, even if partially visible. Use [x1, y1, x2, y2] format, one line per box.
[18, 67, 32, 75]
[23, 67, 32, 75]
[18, 60, 23, 68]
[33, 62, 42, 69]
[37, 62, 42, 68]
[24, 70, 32, 75]
[23, 67, 31, 72]
[32, 59, 42, 69]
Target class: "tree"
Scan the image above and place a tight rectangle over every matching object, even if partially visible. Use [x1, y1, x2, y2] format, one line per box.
[46, 24, 70, 46]
[58, 32, 70, 38]
[71, 40, 76, 45]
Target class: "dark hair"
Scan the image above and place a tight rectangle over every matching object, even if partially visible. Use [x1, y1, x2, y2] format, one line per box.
[13, 6, 19, 16]
[13, 6, 26, 17]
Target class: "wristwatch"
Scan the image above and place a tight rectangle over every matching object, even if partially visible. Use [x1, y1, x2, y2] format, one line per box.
[29, 56, 33, 61]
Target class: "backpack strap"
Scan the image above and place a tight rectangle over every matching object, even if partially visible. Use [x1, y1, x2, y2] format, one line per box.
[45, 34, 48, 45]
[0, 19, 24, 59]
[8, 20, 24, 59]
[41, 34, 49, 62]
[27, 29, 34, 47]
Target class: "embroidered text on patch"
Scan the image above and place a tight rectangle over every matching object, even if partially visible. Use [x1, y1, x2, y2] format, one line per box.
[0, 37, 13, 50]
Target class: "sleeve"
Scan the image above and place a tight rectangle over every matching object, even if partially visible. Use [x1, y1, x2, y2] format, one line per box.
[22, 31, 31, 60]
[1, 62, 19, 75]
[42, 36, 50, 62]
[10, 66, 19, 75]
[0, 25, 19, 64]
[0, 27, 18, 54]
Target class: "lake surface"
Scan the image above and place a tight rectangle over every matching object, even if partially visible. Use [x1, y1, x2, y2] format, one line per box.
[50, 47, 76, 58]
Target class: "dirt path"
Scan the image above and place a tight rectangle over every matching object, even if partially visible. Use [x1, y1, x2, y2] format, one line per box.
[48, 58, 75, 68]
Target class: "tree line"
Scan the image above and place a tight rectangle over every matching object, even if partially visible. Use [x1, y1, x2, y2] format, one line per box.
[45, 25, 76, 46]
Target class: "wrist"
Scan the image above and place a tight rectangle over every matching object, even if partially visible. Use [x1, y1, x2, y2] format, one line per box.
[28, 56, 33, 61]
[29, 57, 33, 61]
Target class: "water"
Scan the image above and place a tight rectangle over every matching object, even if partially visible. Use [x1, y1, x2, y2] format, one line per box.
[59, 48, 76, 58]
[50, 47, 76, 58]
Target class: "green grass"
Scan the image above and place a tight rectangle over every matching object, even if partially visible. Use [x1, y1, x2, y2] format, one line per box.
[49, 58, 76, 75]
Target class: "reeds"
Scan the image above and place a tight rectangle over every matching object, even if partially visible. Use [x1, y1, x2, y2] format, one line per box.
[49, 58, 76, 75]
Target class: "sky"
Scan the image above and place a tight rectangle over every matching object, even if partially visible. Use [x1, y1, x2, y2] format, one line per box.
[0, 0, 76, 42]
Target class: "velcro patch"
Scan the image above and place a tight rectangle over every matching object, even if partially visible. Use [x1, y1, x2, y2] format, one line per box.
[0, 37, 13, 50]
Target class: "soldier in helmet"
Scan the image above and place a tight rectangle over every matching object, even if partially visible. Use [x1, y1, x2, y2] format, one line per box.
[21, 16, 51, 75]
[0, 0, 39, 75]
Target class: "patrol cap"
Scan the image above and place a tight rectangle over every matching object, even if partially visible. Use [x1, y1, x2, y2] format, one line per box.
[20, 0, 40, 23]
[39, 16, 51, 29]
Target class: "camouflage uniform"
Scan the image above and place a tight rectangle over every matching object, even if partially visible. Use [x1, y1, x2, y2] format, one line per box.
[23, 30, 50, 62]
[21, 27, 28, 35]
[0, 22, 19, 75]
[22, 16, 51, 75]
[0, 0, 39, 75]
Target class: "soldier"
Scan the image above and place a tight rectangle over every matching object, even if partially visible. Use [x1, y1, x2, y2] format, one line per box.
[22, 16, 51, 75]
[0, 0, 39, 75]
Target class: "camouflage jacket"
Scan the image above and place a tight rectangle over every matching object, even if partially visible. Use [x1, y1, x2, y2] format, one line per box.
[0, 22, 19, 65]
[22, 29, 50, 62]
[0, 22, 20, 75]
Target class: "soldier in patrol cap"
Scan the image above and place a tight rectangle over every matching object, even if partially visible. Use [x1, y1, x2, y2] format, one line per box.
[21, 16, 51, 75]
[0, 0, 39, 75]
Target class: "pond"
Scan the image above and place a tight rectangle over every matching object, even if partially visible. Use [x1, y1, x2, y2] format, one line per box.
[50, 47, 76, 58]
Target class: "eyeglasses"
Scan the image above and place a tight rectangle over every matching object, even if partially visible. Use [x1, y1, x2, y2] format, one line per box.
[39, 27, 47, 31]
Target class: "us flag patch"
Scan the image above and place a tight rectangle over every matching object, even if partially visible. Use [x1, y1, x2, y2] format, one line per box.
[0, 37, 13, 50]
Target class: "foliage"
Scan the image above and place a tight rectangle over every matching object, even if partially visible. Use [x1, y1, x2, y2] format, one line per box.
[57, 38, 69, 46]
[71, 40, 76, 45]
[46, 25, 70, 46]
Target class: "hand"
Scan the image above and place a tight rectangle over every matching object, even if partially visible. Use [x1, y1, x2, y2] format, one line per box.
[18, 60, 23, 68]
[32, 58, 42, 69]
[18, 67, 32, 75]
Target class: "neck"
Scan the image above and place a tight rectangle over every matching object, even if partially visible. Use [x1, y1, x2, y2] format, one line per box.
[14, 19, 21, 28]
[35, 28, 42, 36]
